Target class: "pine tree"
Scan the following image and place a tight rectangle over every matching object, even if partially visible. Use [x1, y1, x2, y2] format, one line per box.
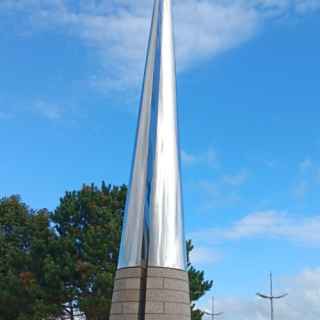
[187, 240, 213, 320]
[0, 185, 213, 320]
[0, 196, 62, 320]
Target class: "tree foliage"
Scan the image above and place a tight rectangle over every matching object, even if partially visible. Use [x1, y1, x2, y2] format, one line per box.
[0, 184, 212, 320]
[51, 183, 127, 319]
[187, 240, 213, 320]
[0, 196, 62, 320]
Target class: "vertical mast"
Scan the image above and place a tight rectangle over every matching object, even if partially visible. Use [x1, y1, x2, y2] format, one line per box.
[257, 273, 288, 320]
[212, 296, 215, 320]
[270, 273, 274, 320]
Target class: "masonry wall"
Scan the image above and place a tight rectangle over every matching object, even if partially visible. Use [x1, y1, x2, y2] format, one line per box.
[110, 267, 145, 320]
[144, 267, 191, 320]
[110, 266, 191, 320]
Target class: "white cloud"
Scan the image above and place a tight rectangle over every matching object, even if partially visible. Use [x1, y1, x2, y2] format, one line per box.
[181, 150, 198, 166]
[200, 268, 320, 320]
[181, 148, 219, 167]
[199, 178, 241, 208]
[295, 0, 320, 13]
[223, 210, 284, 239]
[293, 158, 320, 199]
[191, 210, 320, 246]
[64, 0, 259, 90]
[2, 0, 319, 92]
[190, 246, 221, 266]
[197, 168, 248, 208]
[174, 1, 259, 68]
[223, 169, 248, 186]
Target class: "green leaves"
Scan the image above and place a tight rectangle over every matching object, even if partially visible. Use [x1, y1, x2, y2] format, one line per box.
[50, 183, 126, 319]
[0, 196, 61, 320]
[0, 184, 212, 320]
[187, 240, 214, 319]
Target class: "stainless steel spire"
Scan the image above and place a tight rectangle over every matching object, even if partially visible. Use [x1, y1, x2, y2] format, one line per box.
[118, 0, 186, 270]
[111, 2, 191, 319]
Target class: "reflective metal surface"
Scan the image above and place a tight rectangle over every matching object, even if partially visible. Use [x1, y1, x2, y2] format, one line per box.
[118, 0, 186, 270]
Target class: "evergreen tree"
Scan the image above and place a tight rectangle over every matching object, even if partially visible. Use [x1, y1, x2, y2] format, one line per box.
[0, 196, 62, 320]
[187, 240, 213, 320]
[0, 185, 212, 320]
[52, 183, 213, 320]
[51, 183, 127, 320]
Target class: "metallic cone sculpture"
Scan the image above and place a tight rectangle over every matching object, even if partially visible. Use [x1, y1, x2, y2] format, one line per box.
[110, 0, 191, 319]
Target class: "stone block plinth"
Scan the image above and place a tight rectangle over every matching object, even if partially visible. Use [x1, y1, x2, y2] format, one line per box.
[110, 267, 191, 320]
[110, 267, 146, 320]
[144, 267, 191, 320]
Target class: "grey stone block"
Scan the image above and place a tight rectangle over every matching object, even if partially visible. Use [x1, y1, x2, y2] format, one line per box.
[110, 267, 191, 320]
[163, 278, 189, 292]
[116, 267, 145, 279]
[165, 302, 191, 315]
[110, 315, 140, 320]
[145, 302, 164, 314]
[114, 278, 142, 290]
[147, 277, 163, 289]
[145, 315, 190, 320]
[112, 289, 142, 303]
[110, 302, 122, 314]
[146, 289, 189, 303]
[147, 267, 188, 281]
[122, 302, 140, 314]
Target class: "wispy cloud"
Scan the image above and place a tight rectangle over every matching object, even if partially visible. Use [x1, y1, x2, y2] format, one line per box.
[190, 246, 222, 266]
[181, 148, 218, 168]
[293, 157, 320, 199]
[299, 158, 313, 172]
[200, 268, 320, 320]
[191, 210, 320, 247]
[2, 0, 320, 91]
[293, 180, 309, 198]
[181, 150, 198, 166]
[199, 179, 242, 208]
[295, 0, 320, 13]
[197, 168, 249, 208]
[223, 170, 249, 186]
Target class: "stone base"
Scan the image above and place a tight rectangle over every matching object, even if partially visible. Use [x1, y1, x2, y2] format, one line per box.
[145, 267, 191, 320]
[110, 267, 146, 320]
[110, 267, 191, 320]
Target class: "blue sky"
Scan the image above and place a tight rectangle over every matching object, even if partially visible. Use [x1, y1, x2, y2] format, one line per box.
[1, 0, 320, 319]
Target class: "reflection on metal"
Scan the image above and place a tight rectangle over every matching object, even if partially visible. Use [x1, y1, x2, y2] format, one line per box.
[257, 272, 288, 320]
[118, 0, 186, 270]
